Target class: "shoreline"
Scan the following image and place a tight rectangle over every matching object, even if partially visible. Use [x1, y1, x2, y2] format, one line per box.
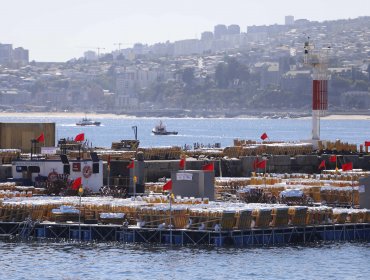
[0, 111, 369, 120]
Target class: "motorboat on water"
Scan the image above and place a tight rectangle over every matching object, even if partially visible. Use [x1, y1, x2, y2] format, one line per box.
[76, 117, 101, 126]
[152, 121, 178, 135]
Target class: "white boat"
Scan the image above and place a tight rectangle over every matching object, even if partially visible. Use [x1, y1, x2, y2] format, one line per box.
[152, 121, 178, 135]
[76, 117, 101, 126]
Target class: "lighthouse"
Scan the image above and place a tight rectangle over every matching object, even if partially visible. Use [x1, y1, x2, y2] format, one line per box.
[304, 38, 330, 141]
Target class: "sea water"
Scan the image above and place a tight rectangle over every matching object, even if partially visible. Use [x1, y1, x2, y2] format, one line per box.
[0, 242, 369, 279]
[0, 115, 369, 148]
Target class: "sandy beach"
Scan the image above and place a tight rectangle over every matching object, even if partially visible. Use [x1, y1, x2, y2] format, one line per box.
[0, 111, 369, 120]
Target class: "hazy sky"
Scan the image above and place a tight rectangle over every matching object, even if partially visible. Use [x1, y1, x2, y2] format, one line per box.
[1, 0, 368, 62]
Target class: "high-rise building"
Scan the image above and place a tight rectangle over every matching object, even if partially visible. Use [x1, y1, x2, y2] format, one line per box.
[228, 24, 240, 35]
[201, 31, 214, 41]
[214, 24, 228, 39]
[285, 15, 295, 25]
[0, 44, 13, 64]
[13, 47, 29, 65]
[84, 50, 97, 61]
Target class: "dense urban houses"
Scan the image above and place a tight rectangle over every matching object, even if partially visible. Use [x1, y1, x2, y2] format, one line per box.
[0, 16, 369, 116]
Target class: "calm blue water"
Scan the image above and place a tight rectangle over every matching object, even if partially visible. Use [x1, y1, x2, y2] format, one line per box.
[0, 115, 369, 279]
[0, 242, 369, 279]
[0, 115, 369, 148]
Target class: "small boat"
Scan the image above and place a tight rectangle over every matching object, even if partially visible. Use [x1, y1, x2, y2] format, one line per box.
[76, 117, 101, 126]
[152, 121, 178, 135]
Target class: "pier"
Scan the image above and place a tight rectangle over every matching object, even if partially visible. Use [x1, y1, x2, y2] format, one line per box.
[1, 221, 369, 247]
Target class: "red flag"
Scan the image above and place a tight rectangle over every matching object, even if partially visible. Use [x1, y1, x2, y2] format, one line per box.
[329, 155, 337, 163]
[318, 160, 326, 170]
[36, 132, 44, 143]
[179, 157, 186, 169]
[127, 160, 134, 169]
[365, 141, 370, 147]
[260, 132, 268, 140]
[74, 133, 85, 142]
[202, 162, 214, 171]
[256, 160, 267, 169]
[71, 177, 82, 190]
[342, 162, 353, 171]
[163, 180, 172, 191]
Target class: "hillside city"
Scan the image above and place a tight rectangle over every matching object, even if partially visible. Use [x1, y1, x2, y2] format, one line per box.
[0, 16, 370, 118]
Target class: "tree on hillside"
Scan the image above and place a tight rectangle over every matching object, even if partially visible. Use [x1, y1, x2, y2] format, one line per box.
[215, 63, 228, 88]
[215, 58, 250, 89]
[182, 67, 195, 85]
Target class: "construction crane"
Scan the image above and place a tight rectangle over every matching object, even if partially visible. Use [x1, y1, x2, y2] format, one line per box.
[114, 43, 123, 51]
[304, 37, 331, 141]
[114, 42, 134, 51]
[96, 47, 105, 58]
[78, 46, 106, 58]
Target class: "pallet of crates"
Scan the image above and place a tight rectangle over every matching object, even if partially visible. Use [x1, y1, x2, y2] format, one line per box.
[219, 210, 236, 230]
[252, 206, 272, 228]
[223, 146, 243, 158]
[206, 209, 222, 230]
[279, 188, 305, 205]
[270, 206, 290, 227]
[171, 205, 189, 229]
[51, 205, 80, 223]
[188, 208, 208, 230]
[99, 212, 126, 225]
[357, 209, 368, 223]
[332, 208, 348, 224]
[346, 209, 360, 223]
[235, 208, 253, 230]
[288, 206, 308, 226]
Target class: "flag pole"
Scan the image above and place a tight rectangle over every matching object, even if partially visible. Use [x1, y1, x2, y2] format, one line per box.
[78, 184, 82, 242]
[169, 191, 173, 246]
[264, 157, 267, 188]
[351, 172, 354, 208]
[107, 165, 110, 190]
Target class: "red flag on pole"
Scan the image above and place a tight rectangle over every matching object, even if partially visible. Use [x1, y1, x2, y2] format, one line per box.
[329, 155, 337, 163]
[163, 180, 172, 191]
[318, 160, 326, 170]
[36, 132, 45, 143]
[127, 160, 134, 169]
[342, 162, 353, 171]
[260, 132, 268, 140]
[71, 177, 82, 190]
[202, 162, 214, 171]
[365, 141, 370, 147]
[74, 133, 85, 142]
[179, 157, 186, 169]
[256, 160, 267, 169]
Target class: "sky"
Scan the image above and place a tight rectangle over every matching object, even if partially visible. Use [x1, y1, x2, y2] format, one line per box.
[0, 0, 369, 62]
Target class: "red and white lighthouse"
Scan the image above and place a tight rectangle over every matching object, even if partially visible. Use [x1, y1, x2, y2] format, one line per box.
[304, 39, 330, 140]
